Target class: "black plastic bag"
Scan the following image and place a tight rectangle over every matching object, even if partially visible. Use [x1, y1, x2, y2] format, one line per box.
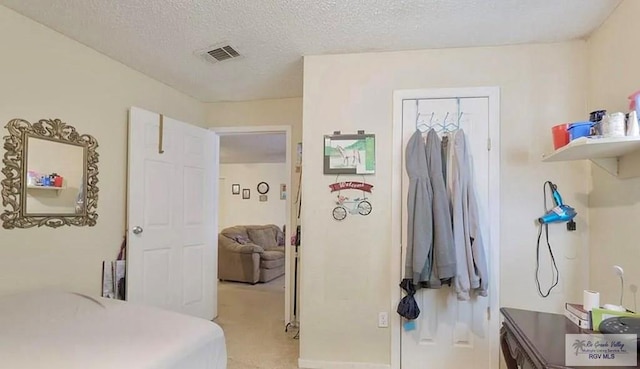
[397, 279, 420, 320]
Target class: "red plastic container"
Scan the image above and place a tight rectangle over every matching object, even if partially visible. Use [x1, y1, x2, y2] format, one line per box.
[552, 124, 570, 150]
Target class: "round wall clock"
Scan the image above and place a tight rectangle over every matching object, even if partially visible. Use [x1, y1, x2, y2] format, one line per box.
[257, 182, 270, 194]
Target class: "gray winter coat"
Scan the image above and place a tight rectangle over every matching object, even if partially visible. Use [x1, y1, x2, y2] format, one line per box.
[425, 130, 456, 284]
[404, 130, 457, 287]
[448, 130, 489, 300]
[404, 130, 433, 284]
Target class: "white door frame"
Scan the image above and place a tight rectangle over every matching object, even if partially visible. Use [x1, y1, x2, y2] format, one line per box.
[210, 125, 293, 325]
[390, 87, 501, 369]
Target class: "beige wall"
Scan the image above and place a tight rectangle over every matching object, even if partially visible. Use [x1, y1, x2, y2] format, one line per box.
[0, 6, 205, 296]
[219, 163, 287, 231]
[206, 98, 303, 127]
[300, 42, 590, 365]
[587, 0, 640, 310]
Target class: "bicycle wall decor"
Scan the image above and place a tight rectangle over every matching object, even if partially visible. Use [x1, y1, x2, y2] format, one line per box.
[328, 176, 374, 221]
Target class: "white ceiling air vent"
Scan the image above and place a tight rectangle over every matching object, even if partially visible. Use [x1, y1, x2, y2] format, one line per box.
[197, 44, 241, 64]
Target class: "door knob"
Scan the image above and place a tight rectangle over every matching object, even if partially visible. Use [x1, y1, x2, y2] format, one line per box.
[132, 226, 144, 235]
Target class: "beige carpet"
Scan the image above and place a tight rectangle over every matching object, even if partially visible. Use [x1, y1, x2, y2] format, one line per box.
[215, 276, 299, 369]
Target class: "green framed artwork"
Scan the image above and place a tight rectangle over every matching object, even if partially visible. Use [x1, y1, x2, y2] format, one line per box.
[323, 133, 375, 175]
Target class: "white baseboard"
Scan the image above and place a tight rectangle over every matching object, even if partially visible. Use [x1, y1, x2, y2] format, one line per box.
[298, 359, 391, 369]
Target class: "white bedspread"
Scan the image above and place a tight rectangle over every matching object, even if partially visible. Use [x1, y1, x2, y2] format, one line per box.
[0, 290, 226, 369]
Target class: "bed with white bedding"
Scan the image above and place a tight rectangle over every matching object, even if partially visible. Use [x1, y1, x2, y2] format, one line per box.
[0, 290, 226, 369]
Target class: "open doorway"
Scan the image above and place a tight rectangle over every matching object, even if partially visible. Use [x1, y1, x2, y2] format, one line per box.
[211, 126, 298, 368]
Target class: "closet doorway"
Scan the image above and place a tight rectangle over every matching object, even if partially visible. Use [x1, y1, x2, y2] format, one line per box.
[391, 87, 501, 369]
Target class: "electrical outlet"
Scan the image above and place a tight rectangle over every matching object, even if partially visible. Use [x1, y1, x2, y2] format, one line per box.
[378, 312, 389, 328]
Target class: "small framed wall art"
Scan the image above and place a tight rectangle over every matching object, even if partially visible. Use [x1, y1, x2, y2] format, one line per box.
[232, 184, 240, 195]
[323, 133, 375, 175]
[242, 189, 250, 199]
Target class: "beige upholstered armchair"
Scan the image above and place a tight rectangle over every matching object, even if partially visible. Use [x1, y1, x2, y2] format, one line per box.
[218, 224, 285, 284]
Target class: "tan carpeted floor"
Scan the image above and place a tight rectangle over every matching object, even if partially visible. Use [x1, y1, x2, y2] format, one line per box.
[215, 276, 299, 369]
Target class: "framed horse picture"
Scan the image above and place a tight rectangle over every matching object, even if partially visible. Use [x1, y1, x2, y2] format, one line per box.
[323, 133, 375, 175]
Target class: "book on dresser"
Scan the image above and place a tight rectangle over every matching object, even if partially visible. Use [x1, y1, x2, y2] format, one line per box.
[565, 303, 589, 320]
[564, 309, 591, 329]
[564, 303, 591, 329]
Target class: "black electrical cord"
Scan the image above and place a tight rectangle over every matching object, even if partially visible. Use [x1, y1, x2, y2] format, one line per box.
[535, 181, 560, 298]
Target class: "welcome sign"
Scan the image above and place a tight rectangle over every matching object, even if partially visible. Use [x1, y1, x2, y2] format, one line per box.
[328, 181, 373, 193]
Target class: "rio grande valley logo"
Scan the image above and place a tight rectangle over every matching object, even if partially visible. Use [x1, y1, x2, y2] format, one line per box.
[566, 334, 637, 366]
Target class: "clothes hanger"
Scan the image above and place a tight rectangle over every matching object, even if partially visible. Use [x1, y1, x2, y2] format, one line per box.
[416, 112, 433, 133]
[439, 112, 451, 135]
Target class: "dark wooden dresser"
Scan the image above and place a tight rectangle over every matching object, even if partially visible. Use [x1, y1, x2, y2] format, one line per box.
[500, 307, 639, 369]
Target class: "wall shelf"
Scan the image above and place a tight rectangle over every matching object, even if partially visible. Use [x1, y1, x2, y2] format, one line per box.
[542, 136, 640, 178]
[27, 185, 66, 194]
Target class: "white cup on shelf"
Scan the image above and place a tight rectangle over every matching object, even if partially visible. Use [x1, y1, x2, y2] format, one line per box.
[602, 112, 626, 138]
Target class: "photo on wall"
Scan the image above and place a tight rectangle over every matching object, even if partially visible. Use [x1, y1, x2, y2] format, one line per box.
[280, 184, 287, 200]
[323, 133, 375, 175]
[242, 189, 250, 199]
[232, 183, 240, 195]
[296, 142, 302, 172]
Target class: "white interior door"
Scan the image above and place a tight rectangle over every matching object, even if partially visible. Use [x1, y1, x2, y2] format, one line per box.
[127, 107, 219, 320]
[398, 90, 500, 369]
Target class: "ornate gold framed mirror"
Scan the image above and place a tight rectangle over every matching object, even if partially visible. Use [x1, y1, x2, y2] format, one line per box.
[1, 119, 99, 229]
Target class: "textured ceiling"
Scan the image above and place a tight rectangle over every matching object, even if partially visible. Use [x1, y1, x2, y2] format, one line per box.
[1, 0, 621, 102]
[220, 133, 286, 164]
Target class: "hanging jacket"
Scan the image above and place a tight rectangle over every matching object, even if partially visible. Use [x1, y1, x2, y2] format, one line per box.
[448, 130, 489, 300]
[425, 129, 456, 286]
[404, 130, 433, 284]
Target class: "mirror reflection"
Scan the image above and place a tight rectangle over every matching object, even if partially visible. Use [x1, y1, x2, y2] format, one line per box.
[24, 136, 86, 215]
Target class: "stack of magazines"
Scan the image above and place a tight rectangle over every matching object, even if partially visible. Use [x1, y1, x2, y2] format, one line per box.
[565, 303, 591, 329]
